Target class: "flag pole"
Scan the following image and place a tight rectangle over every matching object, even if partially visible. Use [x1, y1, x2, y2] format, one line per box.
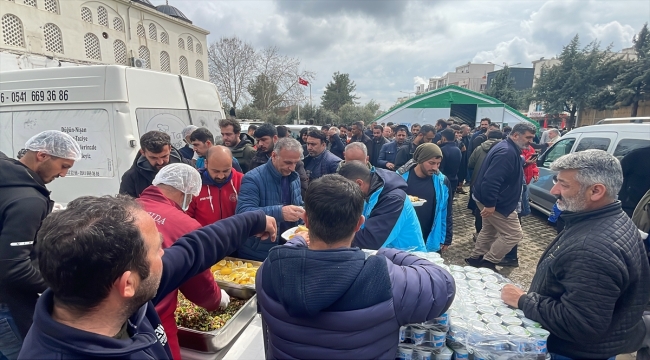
[309, 84, 312, 108]
[297, 102, 300, 123]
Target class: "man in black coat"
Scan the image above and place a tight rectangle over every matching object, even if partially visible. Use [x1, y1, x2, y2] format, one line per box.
[438, 129, 462, 195]
[501, 150, 650, 359]
[369, 124, 388, 167]
[350, 121, 373, 161]
[619, 146, 650, 217]
[0, 131, 81, 356]
[119, 131, 187, 198]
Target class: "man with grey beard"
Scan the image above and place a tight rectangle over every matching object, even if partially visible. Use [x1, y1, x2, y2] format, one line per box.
[465, 122, 536, 270]
[501, 150, 650, 359]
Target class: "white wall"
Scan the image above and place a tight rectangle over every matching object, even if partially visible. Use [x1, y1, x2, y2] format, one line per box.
[379, 108, 450, 127]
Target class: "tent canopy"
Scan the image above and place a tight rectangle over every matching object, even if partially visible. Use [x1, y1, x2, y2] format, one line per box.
[376, 85, 538, 130]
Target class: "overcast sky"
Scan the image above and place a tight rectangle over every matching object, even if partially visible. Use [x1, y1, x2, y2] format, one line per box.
[153, 0, 650, 111]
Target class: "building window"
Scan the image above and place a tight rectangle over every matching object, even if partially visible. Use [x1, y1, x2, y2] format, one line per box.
[160, 31, 168, 44]
[84, 33, 101, 60]
[196, 42, 202, 55]
[160, 51, 170, 72]
[113, 39, 126, 65]
[195, 60, 203, 79]
[137, 24, 145, 38]
[1, 14, 25, 48]
[138, 46, 150, 68]
[148, 23, 156, 41]
[81, 7, 92, 23]
[186, 36, 193, 52]
[179, 56, 188, 75]
[43, 23, 63, 54]
[97, 6, 108, 27]
[24, 0, 36, 7]
[44, 0, 58, 13]
[178, 37, 184, 49]
[113, 17, 124, 32]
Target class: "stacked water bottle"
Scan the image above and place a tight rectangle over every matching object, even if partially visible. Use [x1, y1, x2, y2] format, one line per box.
[396, 252, 550, 360]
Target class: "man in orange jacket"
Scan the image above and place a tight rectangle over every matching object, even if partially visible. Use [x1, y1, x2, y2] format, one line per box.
[187, 146, 243, 226]
[136, 163, 229, 360]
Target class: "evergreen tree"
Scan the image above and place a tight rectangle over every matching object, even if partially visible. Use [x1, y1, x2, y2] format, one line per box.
[485, 66, 522, 109]
[321, 72, 359, 114]
[609, 23, 650, 116]
[248, 74, 280, 111]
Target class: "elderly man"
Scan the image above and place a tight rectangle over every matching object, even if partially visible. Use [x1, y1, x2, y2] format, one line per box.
[0, 131, 80, 358]
[179, 125, 198, 161]
[546, 128, 561, 146]
[339, 161, 425, 251]
[378, 125, 408, 170]
[337, 142, 374, 170]
[465, 122, 537, 270]
[187, 146, 243, 226]
[400, 144, 453, 253]
[19, 195, 275, 359]
[256, 174, 455, 359]
[383, 125, 394, 140]
[304, 131, 342, 181]
[136, 164, 229, 360]
[501, 150, 650, 359]
[236, 138, 304, 261]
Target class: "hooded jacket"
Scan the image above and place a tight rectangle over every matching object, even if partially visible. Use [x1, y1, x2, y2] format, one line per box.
[471, 137, 523, 216]
[439, 142, 462, 186]
[256, 239, 456, 359]
[0, 153, 50, 337]
[19, 210, 267, 360]
[236, 159, 303, 261]
[519, 202, 650, 358]
[230, 138, 256, 173]
[187, 168, 244, 226]
[303, 150, 341, 181]
[370, 136, 388, 167]
[119, 147, 186, 198]
[136, 186, 222, 360]
[467, 138, 501, 187]
[353, 169, 425, 251]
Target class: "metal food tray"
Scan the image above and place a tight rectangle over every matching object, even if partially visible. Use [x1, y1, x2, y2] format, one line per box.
[177, 295, 258, 353]
[214, 257, 262, 300]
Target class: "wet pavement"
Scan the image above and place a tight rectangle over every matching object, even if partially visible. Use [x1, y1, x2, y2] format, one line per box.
[442, 191, 557, 291]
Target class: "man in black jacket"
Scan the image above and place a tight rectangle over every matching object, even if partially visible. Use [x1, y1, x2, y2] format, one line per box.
[350, 121, 373, 159]
[369, 125, 388, 167]
[501, 150, 650, 359]
[465, 122, 536, 270]
[0, 130, 81, 358]
[119, 131, 187, 198]
[394, 124, 436, 169]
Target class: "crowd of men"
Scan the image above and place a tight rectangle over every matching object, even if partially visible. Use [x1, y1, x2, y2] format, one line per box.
[0, 116, 649, 360]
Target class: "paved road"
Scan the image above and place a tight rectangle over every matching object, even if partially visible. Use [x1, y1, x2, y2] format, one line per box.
[442, 192, 558, 291]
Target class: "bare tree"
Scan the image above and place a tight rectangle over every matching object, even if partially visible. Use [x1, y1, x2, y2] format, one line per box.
[251, 46, 315, 112]
[207, 37, 257, 109]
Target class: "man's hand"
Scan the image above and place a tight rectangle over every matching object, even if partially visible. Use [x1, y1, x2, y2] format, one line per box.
[256, 215, 277, 242]
[219, 289, 231, 309]
[440, 245, 449, 252]
[533, 175, 539, 182]
[501, 284, 526, 308]
[386, 163, 395, 170]
[282, 205, 304, 222]
[480, 206, 496, 218]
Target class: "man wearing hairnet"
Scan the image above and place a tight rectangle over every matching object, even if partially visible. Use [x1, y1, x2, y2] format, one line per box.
[0, 130, 81, 359]
[136, 163, 229, 360]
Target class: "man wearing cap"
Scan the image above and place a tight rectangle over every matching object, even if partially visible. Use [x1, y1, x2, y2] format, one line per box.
[378, 125, 409, 170]
[136, 163, 229, 360]
[0, 130, 81, 358]
[399, 144, 454, 253]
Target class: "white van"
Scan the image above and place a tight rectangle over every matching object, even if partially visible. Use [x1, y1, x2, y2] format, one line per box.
[528, 123, 650, 214]
[0, 65, 226, 205]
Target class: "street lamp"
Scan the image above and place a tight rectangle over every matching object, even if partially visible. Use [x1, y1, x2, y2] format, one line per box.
[400, 90, 415, 98]
[488, 62, 521, 68]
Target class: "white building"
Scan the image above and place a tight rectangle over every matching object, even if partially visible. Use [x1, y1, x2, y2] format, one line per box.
[427, 63, 495, 93]
[0, 0, 208, 78]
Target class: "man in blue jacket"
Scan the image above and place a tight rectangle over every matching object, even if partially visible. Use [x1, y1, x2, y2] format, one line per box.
[339, 161, 426, 251]
[303, 130, 341, 181]
[236, 137, 304, 261]
[401, 143, 454, 253]
[18, 195, 275, 359]
[466, 122, 537, 270]
[256, 174, 455, 359]
[378, 125, 408, 170]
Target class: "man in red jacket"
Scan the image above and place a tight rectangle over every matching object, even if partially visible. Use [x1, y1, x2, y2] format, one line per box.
[137, 163, 229, 360]
[187, 146, 243, 226]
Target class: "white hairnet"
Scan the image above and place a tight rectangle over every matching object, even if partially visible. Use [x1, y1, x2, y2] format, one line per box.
[152, 163, 201, 196]
[24, 130, 82, 161]
[182, 125, 199, 139]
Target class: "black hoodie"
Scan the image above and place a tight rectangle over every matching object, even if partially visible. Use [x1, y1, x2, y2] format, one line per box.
[119, 147, 187, 198]
[0, 152, 51, 337]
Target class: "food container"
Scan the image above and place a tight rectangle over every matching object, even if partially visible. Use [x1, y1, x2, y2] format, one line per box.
[484, 282, 502, 291]
[496, 306, 516, 317]
[449, 265, 465, 272]
[477, 267, 495, 274]
[465, 272, 483, 280]
[481, 274, 499, 283]
[527, 327, 550, 354]
[485, 322, 509, 336]
[507, 325, 530, 337]
[477, 305, 496, 315]
[398, 345, 414, 360]
[489, 298, 504, 307]
[213, 257, 262, 300]
[436, 347, 453, 360]
[399, 326, 407, 342]
[521, 317, 542, 328]
[485, 289, 501, 299]
[430, 329, 447, 348]
[481, 314, 502, 324]
[412, 328, 427, 345]
[451, 272, 466, 281]
[501, 315, 523, 327]
[463, 266, 480, 273]
[454, 347, 469, 359]
[415, 348, 432, 360]
[177, 295, 258, 353]
[469, 320, 487, 332]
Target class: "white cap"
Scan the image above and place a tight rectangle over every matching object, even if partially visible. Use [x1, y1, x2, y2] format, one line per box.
[24, 130, 82, 161]
[152, 163, 201, 196]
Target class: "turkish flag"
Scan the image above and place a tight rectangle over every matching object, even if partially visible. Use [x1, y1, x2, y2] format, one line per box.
[298, 77, 309, 86]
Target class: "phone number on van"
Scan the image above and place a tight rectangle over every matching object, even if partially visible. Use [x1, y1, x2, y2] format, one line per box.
[0, 90, 69, 103]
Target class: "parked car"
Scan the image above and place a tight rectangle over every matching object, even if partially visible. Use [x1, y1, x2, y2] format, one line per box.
[528, 123, 650, 215]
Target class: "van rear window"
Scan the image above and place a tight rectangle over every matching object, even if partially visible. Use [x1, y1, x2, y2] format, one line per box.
[575, 137, 611, 152]
[613, 139, 650, 159]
